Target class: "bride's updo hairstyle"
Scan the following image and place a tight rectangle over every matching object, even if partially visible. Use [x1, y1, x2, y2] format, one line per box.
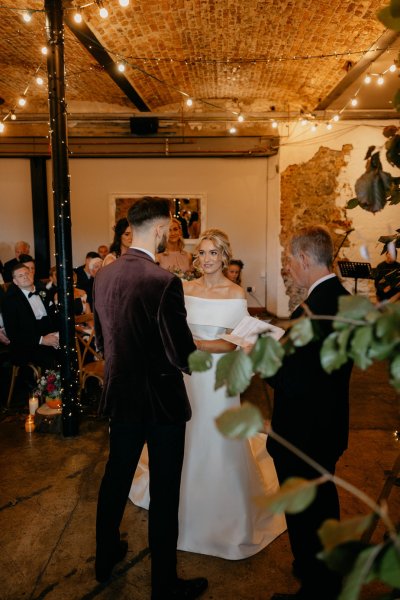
[193, 228, 232, 270]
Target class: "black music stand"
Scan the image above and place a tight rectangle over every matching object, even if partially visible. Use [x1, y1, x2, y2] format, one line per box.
[337, 261, 372, 294]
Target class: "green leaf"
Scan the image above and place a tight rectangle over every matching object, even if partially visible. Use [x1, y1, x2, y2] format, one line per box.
[262, 477, 317, 515]
[375, 312, 400, 343]
[346, 197, 359, 210]
[215, 401, 264, 439]
[318, 515, 374, 552]
[337, 296, 374, 320]
[377, 6, 400, 30]
[339, 544, 382, 600]
[368, 336, 397, 361]
[215, 351, 253, 395]
[377, 540, 400, 587]
[320, 331, 350, 373]
[188, 349, 213, 372]
[250, 335, 284, 378]
[289, 318, 314, 347]
[320, 541, 371, 577]
[390, 354, 400, 389]
[348, 326, 374, 370]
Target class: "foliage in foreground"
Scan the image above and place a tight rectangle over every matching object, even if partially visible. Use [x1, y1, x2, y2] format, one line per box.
[189, 295, 400, 600]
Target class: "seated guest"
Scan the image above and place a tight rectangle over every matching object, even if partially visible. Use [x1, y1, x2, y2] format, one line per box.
[3, 240, 30, 282]
[19, 254, 44, 289]
[74, 251, 100, 309]
[97, 245, 109, 260]
[156, 218, 193, 275]
[88, 257, 103, 279]
[374, 248, 400, 301]
[225, 259, 244, 286]
[102, 218, 132, 266]
[2, 263, 60, 370]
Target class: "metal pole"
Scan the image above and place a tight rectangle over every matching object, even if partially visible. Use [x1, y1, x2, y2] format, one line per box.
[45, 0, 79, 436]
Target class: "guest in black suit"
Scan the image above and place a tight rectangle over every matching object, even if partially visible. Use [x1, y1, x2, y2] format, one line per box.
[267, 225, 353, 600]
[94, 197, 208, 599]
[74, 251, 100, 309]
[2, 263, 60, 370]
[3, 241, 30, 283]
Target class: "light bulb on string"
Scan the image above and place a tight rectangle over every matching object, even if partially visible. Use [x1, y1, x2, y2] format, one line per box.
[18, 97, 26, 107]
[74, 11, 82, 23]
[311, 124, 318, 132]
[229, 126, 237, 134]
[36, 76, 44, 85]
[300, 118, 308, 126]
[350, 98, 358, 107]
[117, 62, 125, 72]
[237, 113, 245, 123]
[271, 120, 278, 129]
[99, 6, 108, 18]
[119, 0, 130, 6]
[41, 46, 48, 55]
[333, 114, 340, 122]
[0, 122, 5, 133]
[11, 111, 16, 121]
[364, 74, 371, 84]
[389, 64, 397, 73]
[377, 75, 384, 85]
[22, 11, 32, 22]
[326, 123, 333, 130]
[186, 98, 193, 107]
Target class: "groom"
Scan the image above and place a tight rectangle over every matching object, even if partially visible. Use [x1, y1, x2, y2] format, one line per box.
[94, 197, 208, 599]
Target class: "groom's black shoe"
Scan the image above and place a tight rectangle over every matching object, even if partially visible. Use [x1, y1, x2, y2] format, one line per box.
[95, 540, 128, 584]
[152, 576, 208, 600]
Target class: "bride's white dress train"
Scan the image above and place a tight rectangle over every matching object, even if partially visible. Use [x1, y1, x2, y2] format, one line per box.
[129, 296, 286, 560]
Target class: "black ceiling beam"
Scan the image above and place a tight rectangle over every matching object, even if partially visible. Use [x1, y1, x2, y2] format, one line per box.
[314, 30, 400, 111]
[65, 16, 150, 112]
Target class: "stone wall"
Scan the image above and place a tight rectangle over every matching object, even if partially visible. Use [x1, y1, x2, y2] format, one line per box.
[280, 145, 353, 312]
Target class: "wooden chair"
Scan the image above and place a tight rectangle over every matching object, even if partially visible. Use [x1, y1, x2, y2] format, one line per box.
[75, 313, 105, 393]
[7, 363, 41, 408]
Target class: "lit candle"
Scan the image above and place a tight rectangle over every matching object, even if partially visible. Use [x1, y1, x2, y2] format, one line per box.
[29, 396, 39, 415]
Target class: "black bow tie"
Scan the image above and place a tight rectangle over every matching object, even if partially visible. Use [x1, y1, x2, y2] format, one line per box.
[28, 290, 39, 298]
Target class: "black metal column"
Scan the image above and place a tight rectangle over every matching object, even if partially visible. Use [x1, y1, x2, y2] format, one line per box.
[45, 0, 79, 436]
[30, 157, 50, 279]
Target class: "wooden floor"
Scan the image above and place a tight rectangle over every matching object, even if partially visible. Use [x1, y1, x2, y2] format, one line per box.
[0, 358, 399, 600]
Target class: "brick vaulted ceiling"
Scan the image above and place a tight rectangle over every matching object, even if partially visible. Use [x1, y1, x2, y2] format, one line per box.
[0, 0, 399, 153]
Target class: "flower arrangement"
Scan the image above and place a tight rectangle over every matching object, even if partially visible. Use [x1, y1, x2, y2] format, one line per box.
[171, 266, 203, 281]
[34, 369, 62, 400]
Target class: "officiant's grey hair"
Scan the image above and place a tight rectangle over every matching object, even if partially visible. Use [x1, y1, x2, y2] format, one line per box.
[290, 225, 333, 268]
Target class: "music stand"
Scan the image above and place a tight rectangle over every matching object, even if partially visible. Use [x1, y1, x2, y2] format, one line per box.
[337, 261, 372, 294]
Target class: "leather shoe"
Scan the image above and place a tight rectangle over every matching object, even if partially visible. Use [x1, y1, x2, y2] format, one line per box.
[95, 540, 128, 583]
[152, 576, 208, 599]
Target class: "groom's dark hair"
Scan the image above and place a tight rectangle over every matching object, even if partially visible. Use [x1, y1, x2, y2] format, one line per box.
[128, 197, 171, 229]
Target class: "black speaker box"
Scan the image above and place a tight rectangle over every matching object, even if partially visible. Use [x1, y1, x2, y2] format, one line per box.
[130, 116, 159, 135]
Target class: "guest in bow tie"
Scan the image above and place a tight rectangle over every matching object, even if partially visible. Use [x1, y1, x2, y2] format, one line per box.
[2, 263, 60, 370]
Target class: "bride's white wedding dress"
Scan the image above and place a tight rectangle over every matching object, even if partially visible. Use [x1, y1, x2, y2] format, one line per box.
[129, 295, 286, 559]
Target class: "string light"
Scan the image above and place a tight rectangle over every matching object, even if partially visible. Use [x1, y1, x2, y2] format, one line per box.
[0, 122, 5, 133]
[99, 4, 108, 18]
[186, 98, 193, 107]
[389, 64, 397, 72]
[350, 98, 358, 107]
[237, 114, 245, 122]
[22, 11, 32, 22]
[377, 75, 384, 85]
[311, 123, 318, 132]
[271, 120, 278, 128]
[364, 74, 371, 84]
[10, 111, 16, 121]
[18, 97, 26, 107]
[326, 122, 332, 130]
[119, 0, 130, 5]
[300, 118, 308, 126]
[36, 76, 44, 85]
[117, 62, 125, 72]
[73, 10, 83, 23]
[333, 114, 340, 122]
[229, 126, 237, 134]
[41, 46, 48, 55]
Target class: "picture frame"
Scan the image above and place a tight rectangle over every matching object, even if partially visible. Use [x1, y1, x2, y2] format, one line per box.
[109, 193, 207, 248]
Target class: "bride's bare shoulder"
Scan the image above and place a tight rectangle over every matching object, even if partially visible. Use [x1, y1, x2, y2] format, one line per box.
[226, 281, 246, 299]
[183, 278, 203, 295]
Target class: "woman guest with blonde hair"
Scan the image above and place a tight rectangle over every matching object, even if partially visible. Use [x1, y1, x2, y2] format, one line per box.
[156, 217, 193, 275]
[102, 217, 132, 267]
[130, 227, 285, 559]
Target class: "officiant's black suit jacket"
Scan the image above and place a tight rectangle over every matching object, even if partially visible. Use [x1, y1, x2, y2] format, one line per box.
[93, 247, 196, 423]
[2, 284, 59, 366]
[267, 275, 352, 464]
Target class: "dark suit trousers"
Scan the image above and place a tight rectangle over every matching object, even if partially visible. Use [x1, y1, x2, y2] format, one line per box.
[272, 450, 342, 598]
[96, 419, 186, 590]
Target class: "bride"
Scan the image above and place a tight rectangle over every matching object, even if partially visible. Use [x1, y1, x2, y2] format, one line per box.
[130, 228, 286, 559]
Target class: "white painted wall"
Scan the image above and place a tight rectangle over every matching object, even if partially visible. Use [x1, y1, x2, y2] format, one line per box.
[0, 159, 34, 264]
[48, 158, 269, 307]
[277, 120, 400, 316]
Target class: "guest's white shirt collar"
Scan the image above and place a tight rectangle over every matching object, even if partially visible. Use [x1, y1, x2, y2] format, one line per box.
[131, 246, 155, 261]
[307, 273, 336, 297]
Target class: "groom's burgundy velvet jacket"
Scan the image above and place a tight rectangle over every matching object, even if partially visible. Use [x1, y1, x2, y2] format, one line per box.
[93, 248, 196, 423]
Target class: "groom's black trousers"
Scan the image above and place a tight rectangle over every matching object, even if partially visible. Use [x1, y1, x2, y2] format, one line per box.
[96, 419, 186, 589]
